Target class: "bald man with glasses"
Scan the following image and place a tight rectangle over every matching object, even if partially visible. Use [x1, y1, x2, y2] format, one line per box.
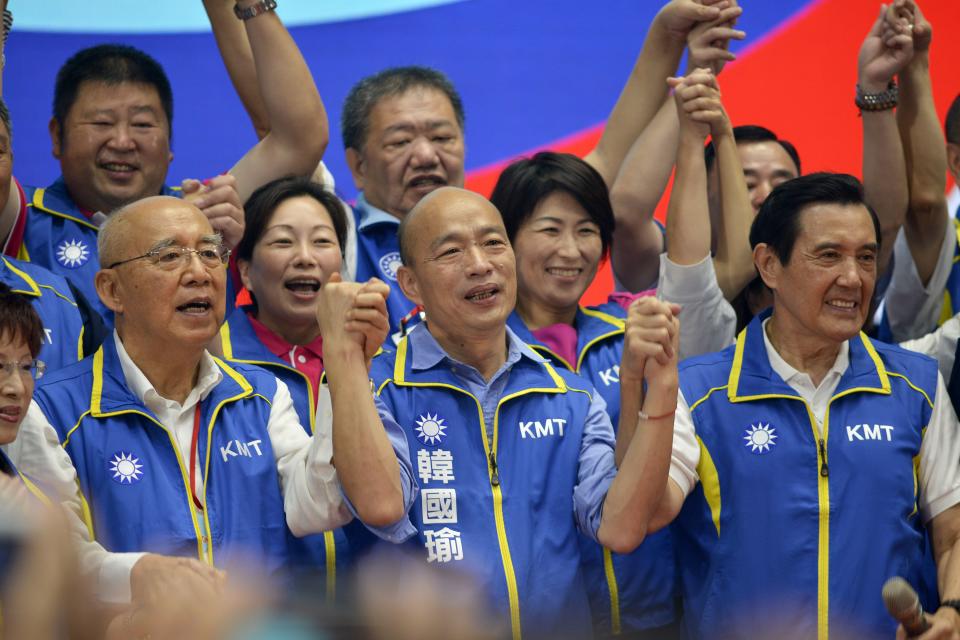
[11, 195, 414, 609]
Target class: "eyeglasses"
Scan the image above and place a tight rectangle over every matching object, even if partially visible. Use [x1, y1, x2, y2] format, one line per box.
[108, 245, 231, 271]
[0, 359, 46, 381]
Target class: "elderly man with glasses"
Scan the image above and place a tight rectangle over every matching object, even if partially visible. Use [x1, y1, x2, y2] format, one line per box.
[10, 195, 414, 611]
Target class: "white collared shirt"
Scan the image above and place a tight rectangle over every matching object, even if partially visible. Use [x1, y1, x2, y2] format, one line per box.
[668, 321, 960, 524]
[9, 331, 351, 604]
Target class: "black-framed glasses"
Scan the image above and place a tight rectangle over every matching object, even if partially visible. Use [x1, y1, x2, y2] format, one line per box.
[0, 359, 46, 381]
[108, 245, 231, 271]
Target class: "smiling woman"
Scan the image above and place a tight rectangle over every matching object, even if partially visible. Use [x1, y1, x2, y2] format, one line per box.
[490, 151, 680, 637]
[223, 175, 347, 414]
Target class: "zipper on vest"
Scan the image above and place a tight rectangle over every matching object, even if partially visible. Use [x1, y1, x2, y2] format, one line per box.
[488, 451, 500, 486]
[818, 438, 829, 477]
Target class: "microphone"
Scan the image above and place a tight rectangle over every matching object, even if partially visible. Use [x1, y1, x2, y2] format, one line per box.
[882, 576, 931, 637]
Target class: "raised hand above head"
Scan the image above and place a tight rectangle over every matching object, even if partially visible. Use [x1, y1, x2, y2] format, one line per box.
[686, 2, 745, 75]
[858, 1, 914, 92]
[669, 68, 727, 143]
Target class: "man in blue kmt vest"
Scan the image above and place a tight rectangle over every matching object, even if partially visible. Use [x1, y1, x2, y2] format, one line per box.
[0, 0, 328, 323]
[321, 186, 680, 640]
[11, 196, 414, 610]
[657, 173, 960, 639]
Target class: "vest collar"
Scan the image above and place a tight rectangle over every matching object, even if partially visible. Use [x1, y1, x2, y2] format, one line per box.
[392, 324, 569, 395]
[0, 257, 41, 297]
[31, 177, 180, 231]
[727, 309, 890, 403]
[90, 336, 254, 417]
[506, 306, 624, 372]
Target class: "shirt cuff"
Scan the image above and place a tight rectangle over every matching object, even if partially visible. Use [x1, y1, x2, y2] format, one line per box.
[98, 551, 146, 604]
[658, 253, 718, 302]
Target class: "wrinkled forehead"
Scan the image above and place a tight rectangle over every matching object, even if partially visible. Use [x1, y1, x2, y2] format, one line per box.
[368, 87, 458, 131]
[412, 197, 503, 250]
[795, 202, 877, 247]
[126, 201, 215, 248]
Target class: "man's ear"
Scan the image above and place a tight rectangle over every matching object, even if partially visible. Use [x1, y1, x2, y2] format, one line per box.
[753, 243, 782, 292]
[345, 147, 366, 191]
[49, 118, 63, 159]
[95, 269, 124, 314]
[397, 265, 422, 306]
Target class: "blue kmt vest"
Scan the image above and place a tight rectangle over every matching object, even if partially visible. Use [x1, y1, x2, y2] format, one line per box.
[368, 335, 600, 640]
[20, 178, 180, 323]
[675, 312, 939, 639]
[0, 256, 84, 373]
[352, 204, 416, 335]
[506, 305, 677, 634]
[33, 338, 295, 576]
[220, 307, 349, 599]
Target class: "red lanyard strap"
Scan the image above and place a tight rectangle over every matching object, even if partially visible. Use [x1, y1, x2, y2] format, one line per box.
[189, 403, 204, 511]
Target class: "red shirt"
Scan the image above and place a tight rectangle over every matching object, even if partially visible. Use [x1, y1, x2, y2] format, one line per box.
[247, 312, 324, 403]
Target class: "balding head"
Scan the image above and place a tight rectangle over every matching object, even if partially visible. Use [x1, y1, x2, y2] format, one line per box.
[98, 196, 220, 268]
[398, 187, 496, 266]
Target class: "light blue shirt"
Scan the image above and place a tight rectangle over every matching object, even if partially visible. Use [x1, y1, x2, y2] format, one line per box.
[384, 323, 618, 541]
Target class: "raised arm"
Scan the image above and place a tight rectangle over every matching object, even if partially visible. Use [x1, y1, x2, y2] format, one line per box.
[600, 297, 679, 553]
[607, 4, 744, 293]
[895, 1, 948, 285]
[316, 274, 407, 527]
[608, 99, 674, 292]
[858, 2, 914, 278]
[583, 0, 732, 186]
[203, 0, 270, 139]
[226, 1, 328, 203]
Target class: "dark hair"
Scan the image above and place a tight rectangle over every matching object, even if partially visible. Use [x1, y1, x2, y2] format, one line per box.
[946, 94, 960, 145]
[236, 175, 348, 263]
[704, 125, 801, 175]
[749, 172, 881, 265]
[53, 44, 173, 140]
[341, 66, 465, 151]
[0, 283, 44, 358]
[489, 151, 615, 260]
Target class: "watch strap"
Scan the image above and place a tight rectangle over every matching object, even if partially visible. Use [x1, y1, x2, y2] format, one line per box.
[234, 0, 278, 21]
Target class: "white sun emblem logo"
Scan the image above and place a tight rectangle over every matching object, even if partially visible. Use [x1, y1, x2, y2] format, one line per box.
[378, 251, 402, 281]
[415, 413, 448, 446]
[109, 451, 144, 484]
[56, 239, 90, 269]
[744, 423, 778, 454]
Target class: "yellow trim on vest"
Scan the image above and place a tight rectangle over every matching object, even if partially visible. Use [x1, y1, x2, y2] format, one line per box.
[199, 381, 261, 566]
[77, 325, 85, 360]
[392, 337, 523, 640]
[87, 347, 210, 564]
[528, 343, 574, 372]
[30, 187, 99, 231]
[219, 324, 318, 433]
[19, 473, 52, 506]
[576, 306, 625, 373]
[2, 256, 41, 296]
[16, 242, 29, 262]
[602, 547, 621, 635]
[38, 283, 78, 306]
[696, 436, 722, 536]
[324, 531, 337, 603]
[886, 372, 936, 409]
[219, 323, 235, 359]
